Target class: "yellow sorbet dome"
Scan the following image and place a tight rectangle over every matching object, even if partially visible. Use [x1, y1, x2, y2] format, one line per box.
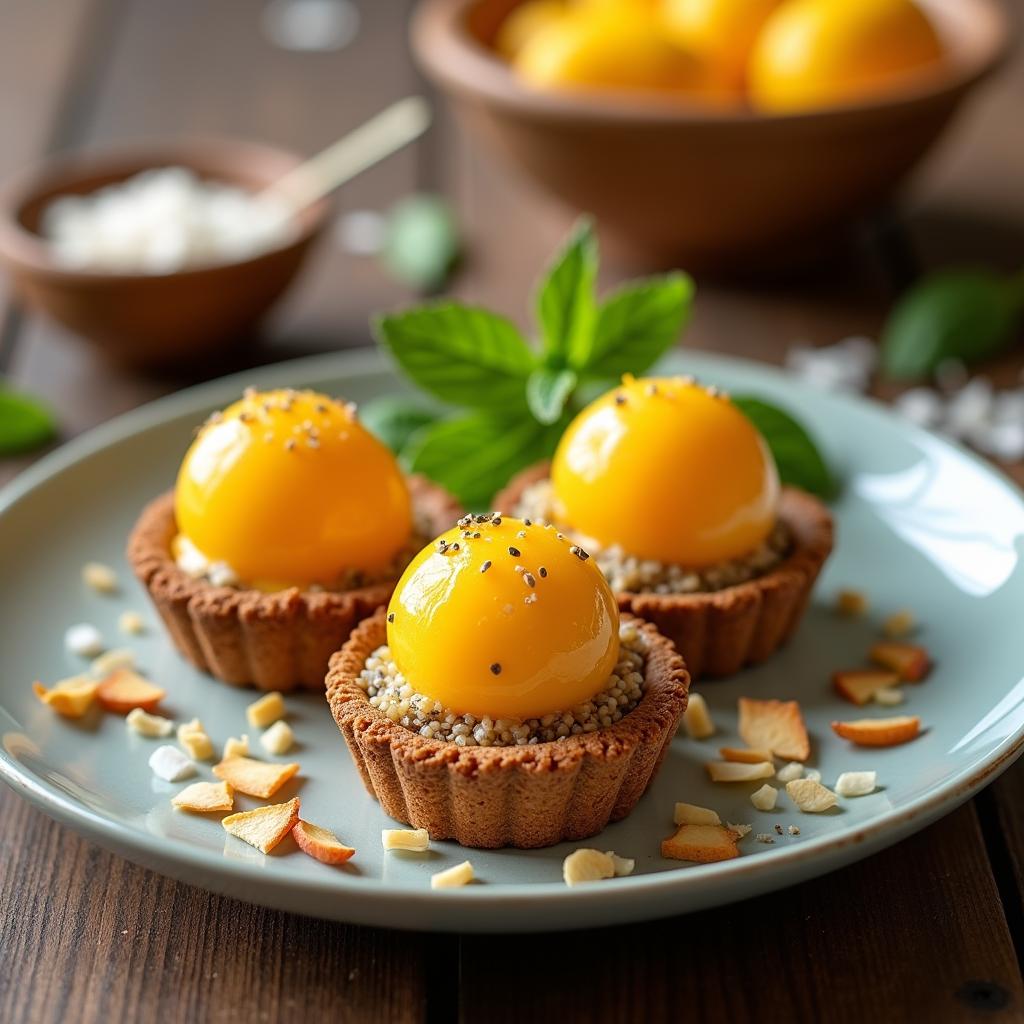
[174, 389, 412, 588]
[387, 516, 620, 720]
[551, 376, 779, 566]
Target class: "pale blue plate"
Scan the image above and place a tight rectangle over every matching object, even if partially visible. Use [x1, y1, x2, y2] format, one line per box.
[2, 348, 1024, 933]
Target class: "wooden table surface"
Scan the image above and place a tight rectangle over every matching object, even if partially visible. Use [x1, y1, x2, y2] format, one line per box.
[2, 2, 1024, 1021]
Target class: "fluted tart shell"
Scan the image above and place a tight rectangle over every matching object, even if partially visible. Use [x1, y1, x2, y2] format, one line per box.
[326, 609, 690, 849]
[127, 475, 462, 692]
[495, 463, 834, 681]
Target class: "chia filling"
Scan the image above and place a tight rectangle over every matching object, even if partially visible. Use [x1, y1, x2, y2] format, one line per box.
[513, 479, 791, 595]
[357, 620, 649, 747]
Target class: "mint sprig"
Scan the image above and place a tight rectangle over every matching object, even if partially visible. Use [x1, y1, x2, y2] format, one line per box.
[368, 219, 833, 507]
[732, 396, 837, 499]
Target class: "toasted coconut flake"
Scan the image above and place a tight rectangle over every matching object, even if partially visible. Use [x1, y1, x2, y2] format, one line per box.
[292, 820, 356, 864]
[96, 668, 165, 714]
[382, 828, 429, 852]
[673, 802, 721, 826]
[172, 780, 234, 813]
[563, 849, 615, 885]
[727, 823, 752, 839]
[126, 707, 173, 737]
[82, 561, 118, 594]
[833, 670, 900, 706]
[65, 623, 104, 658]
[605, 851, 635, 877]
[661, 824, 739, 863]
[869, 642, 931, 681]
[706, 760, 775, 783]
[681, 693, 714, 739]
[750, 784, 778, 811]
[222, 798, 300, 853]
[260, 720, 294, 756]
[874, 686, 905, 706]
[118, 610, 146, 635]
[32, 676, 99, 718]
[431, 861, 475, 889]
[90, 648, 136, 676]
[836, 589, 868, 617]
[177, 718, 215, 761]
[720, 746, 774, 764]
[882, 609, 916, 638]
[786, 778, 838, 813]
[738, 698, 810, 761]
[149, 745, 195, 783]
[212, 755, 299, 798]
[776, 761, 804, 783]
[835, 771, 877, 797]
[223, 734, 249, 759]
[831, 716, 920, 747]
[246, 691, 286, 728]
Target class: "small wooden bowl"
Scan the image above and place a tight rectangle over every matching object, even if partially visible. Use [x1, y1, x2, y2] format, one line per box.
[0, 139, 330, 369]
[412, 0, 1009, 271]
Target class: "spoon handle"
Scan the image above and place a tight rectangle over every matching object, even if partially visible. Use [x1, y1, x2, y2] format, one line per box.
[263, 95, 432, 210]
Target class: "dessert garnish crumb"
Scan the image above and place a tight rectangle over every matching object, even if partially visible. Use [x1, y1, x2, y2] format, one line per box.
[431, 861, 475, 889]
[65, 623, 105, 658]
[82, 562, 119, 594]
[563, 848, 615, 885]
[382, 828, 430, 852]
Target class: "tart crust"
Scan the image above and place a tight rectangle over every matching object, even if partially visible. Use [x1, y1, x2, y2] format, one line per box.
[496, 463, 834, 681]
[327, 609, 689, 849]
[127, 476, 462, 692]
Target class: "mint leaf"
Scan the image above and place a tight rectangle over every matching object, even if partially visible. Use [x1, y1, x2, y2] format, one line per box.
[732, 396, 836, 499]
[0, 388, 57, 456]
[583, 273, 693, 378]
[881, 268, 1024, 380]
[375, 304, 536, 410]
[526, 367, 577, 425]
[358, 396, 440, 457]
[407, 412, 561, 509]
[535, 218, 597, 365]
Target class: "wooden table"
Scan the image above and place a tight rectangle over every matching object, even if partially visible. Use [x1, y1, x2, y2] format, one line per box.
[2, 2, 1024, 1021]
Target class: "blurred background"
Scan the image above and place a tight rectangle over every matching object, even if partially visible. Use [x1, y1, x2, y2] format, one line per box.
[0, 0, 1021, 478]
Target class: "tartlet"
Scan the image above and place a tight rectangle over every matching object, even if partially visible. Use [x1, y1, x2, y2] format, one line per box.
[127, 389, 461, 691]
[326, 515, 690, 849]
[494, 376, 834, 680]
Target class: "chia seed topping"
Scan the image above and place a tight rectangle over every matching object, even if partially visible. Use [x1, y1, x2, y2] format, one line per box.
[357, 620, 648, 746]
[514, 479, 791, 594]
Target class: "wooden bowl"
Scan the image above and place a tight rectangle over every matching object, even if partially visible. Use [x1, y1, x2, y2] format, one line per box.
[412, 0, 1009, 271]
[0, 139, 330, 369]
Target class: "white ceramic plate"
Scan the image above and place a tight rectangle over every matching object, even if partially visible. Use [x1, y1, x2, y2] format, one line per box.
[3, 348, 1024, 933]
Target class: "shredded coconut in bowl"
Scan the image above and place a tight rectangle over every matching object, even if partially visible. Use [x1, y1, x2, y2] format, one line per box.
[42, 166, 297, 274]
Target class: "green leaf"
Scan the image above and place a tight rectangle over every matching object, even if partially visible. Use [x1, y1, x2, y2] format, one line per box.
[382, 194, 461, 294]
[374, 304, 536, 411]
[881, 268, 1024, 380]
[407, 412, 562, 509]
[358, 396, 440, 456]
[526, 367, 577, 425]
[732, 396, 837, 500]
[0, 388, 57, 456]
[583, 273, 694, 378]
[535, 218, 598, 364]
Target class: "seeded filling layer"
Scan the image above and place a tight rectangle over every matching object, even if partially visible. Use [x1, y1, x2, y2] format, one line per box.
[514, 480, 791, 594]
[357, 620, 649, 746]
[174, 530, 430, 592]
